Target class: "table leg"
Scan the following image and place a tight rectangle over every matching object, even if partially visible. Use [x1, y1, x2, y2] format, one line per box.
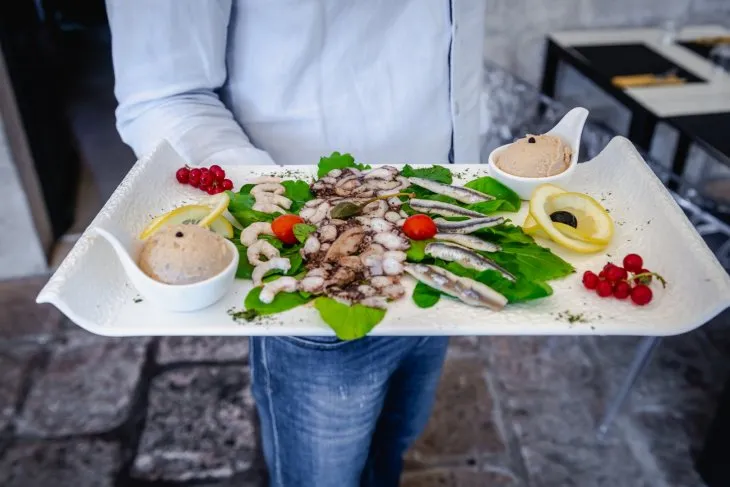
[668, 134, 691, 191]
[627, 110, 658, 153]
[597, 336, 660, 438]
[540, 41, 560, 99]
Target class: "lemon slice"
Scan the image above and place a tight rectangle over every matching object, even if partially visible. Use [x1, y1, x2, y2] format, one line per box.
[139, 205, 233, 240]
[196, 193, 230, 228]
[528, 184, 608, 254]
[546, 192, 613, 245]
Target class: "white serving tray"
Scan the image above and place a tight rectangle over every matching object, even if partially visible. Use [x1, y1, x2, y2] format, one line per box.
[38, 138, 730, 337]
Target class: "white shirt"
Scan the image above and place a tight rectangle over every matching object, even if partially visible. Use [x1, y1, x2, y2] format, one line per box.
[107, 0, 485, 167]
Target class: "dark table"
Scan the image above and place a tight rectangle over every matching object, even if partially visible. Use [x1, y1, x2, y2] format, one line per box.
[541, 27, 730, 186]
[666, 111, 730, 178]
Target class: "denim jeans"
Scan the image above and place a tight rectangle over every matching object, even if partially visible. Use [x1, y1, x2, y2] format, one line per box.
[249, 336, 449, 487]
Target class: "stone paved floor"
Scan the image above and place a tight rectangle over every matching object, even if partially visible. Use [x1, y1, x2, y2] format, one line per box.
[1, 276, 729, 486]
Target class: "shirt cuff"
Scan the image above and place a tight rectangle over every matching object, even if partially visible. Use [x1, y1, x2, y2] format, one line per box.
[199, 146, 277, 167]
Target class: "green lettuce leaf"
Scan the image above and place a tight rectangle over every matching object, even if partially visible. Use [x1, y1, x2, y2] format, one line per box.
[226, 190, 277, 227]
[464, 177, 521, 212]
[401, 164, 452, 184]
[281, 180, 314, 212]
[405, 239, 431, 262]
[313, 297, 386, 340]
[475, 270, 553, 303]
[487, 242, 574, 282]
[317, 152, 370, 178]
[293, 223, 317, 243]
[244, 286, 312, 317]
[232, 241, 255, 279]
[412, 281, 441, 308]
[474, 223, 535, 245]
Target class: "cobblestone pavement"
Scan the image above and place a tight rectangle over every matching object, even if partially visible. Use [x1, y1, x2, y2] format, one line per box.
[2, 276, 729, 486]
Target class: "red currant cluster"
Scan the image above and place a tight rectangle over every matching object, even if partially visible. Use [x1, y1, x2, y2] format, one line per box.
[176, 164, 234, 195]
[582, 253, 665, 306]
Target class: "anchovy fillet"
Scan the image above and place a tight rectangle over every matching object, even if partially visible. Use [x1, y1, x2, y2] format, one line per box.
[434, 233, 500, 252]
[425, 242, 515, 281]
[409, 199, 484, 218]
[404, 263, 507, 311]
[408, 177, 494, 204]
[434, 217, 504, 234]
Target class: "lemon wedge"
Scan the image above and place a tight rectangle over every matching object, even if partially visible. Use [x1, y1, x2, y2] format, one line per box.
[196, 193, 230, 228]
[139, 204, 233, 240]
[528, 184, 611, 253]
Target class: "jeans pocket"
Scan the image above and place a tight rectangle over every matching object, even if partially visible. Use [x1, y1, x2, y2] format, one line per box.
[279, 335, 351, 350]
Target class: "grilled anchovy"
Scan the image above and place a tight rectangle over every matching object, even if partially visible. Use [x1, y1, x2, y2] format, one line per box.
[434, 216, 504, 234]
[408, 177, 493, 204]
[404, 263, 507, 311]
[409, 199, 484, 218]
[425, 242, 515, 281]
[434, 233, 500, 252]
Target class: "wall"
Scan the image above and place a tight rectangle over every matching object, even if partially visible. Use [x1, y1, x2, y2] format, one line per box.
[484, 0, 730, 86]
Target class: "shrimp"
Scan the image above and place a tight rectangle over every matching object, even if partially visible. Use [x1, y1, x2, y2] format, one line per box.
[240, 222, 274, 247]
[247, 240, 280, 266]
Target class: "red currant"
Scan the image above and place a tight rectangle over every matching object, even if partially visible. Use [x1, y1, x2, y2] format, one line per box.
[206, 185, 218, 195]
[603, 262, 616, 272]
[623, 254, 643, 273]
[200, 172, 215, 187]
[598, 270, 606, 280]
[606, 266, 627, 282]
[221, 179, 234, 191]
[613, 281, 631, 300]
[176, 167, 190, 184]
[199, 184, 210, 193]
[209, 164, 222, 174]
[582, 271, 599, 290]
[631, 285, 653, 305]
[212, 167, 226, 182]
[596, 280, 614, 297]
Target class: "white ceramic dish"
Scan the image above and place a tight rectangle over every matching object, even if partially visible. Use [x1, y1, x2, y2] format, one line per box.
[93, 224, 239, 312]
[37, 137, 730, 337]
[487, 107, 589, 200]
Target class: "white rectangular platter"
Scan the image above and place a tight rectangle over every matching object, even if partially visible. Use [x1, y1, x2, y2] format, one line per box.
[38, 137, 730, 337]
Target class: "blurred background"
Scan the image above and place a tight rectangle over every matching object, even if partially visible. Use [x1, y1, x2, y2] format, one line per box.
[2, 1, 730, 486]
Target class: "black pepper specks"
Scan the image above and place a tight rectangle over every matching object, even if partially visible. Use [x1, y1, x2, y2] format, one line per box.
[528, 136, 536, 143]
[175, 231, 184, 238]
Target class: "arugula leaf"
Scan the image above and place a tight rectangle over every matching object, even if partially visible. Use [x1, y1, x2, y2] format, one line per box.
[412, 281, 441, 308]
[281, 180, 314, 212]
[227, 191, 277, 227]
[317, 152, 370, 178]
[487, 242, 574, 282]
[232, 241, 255, 279]
[293, 223, 317, 243]
[464, 177, 521, 212]
[244, 287, 312, 317]
[313, 297, 386, 340]
[401, 165, 453, 184]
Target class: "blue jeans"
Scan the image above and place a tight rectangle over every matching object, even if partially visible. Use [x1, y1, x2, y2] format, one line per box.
[250, 336, 448, 487]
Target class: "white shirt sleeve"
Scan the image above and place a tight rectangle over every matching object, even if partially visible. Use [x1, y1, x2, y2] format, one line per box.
[106, 0, 276, 166]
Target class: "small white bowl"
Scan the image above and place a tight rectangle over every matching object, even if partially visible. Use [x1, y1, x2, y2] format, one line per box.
[94, 224, 239, 312]
[487, 107, 589, 200]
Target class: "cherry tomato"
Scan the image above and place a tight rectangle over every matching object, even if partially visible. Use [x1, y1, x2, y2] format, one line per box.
[272, 214, 305, 245]
[402, 214, 437, 241]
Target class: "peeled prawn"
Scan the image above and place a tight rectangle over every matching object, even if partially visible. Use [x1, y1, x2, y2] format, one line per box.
[240, 222, 274, 247]
[259, 276, 298, 303]
[252, 257, 291, 287]
[247, 240, 280, 266]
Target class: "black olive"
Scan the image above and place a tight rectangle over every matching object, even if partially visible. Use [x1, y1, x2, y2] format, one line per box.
[528, 136, 536, 143]
[550, 210, 578, 228]
[175, 231, 184, 238]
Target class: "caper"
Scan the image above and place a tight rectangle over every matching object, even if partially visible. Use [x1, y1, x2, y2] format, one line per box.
[550, 210, 578, 228]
